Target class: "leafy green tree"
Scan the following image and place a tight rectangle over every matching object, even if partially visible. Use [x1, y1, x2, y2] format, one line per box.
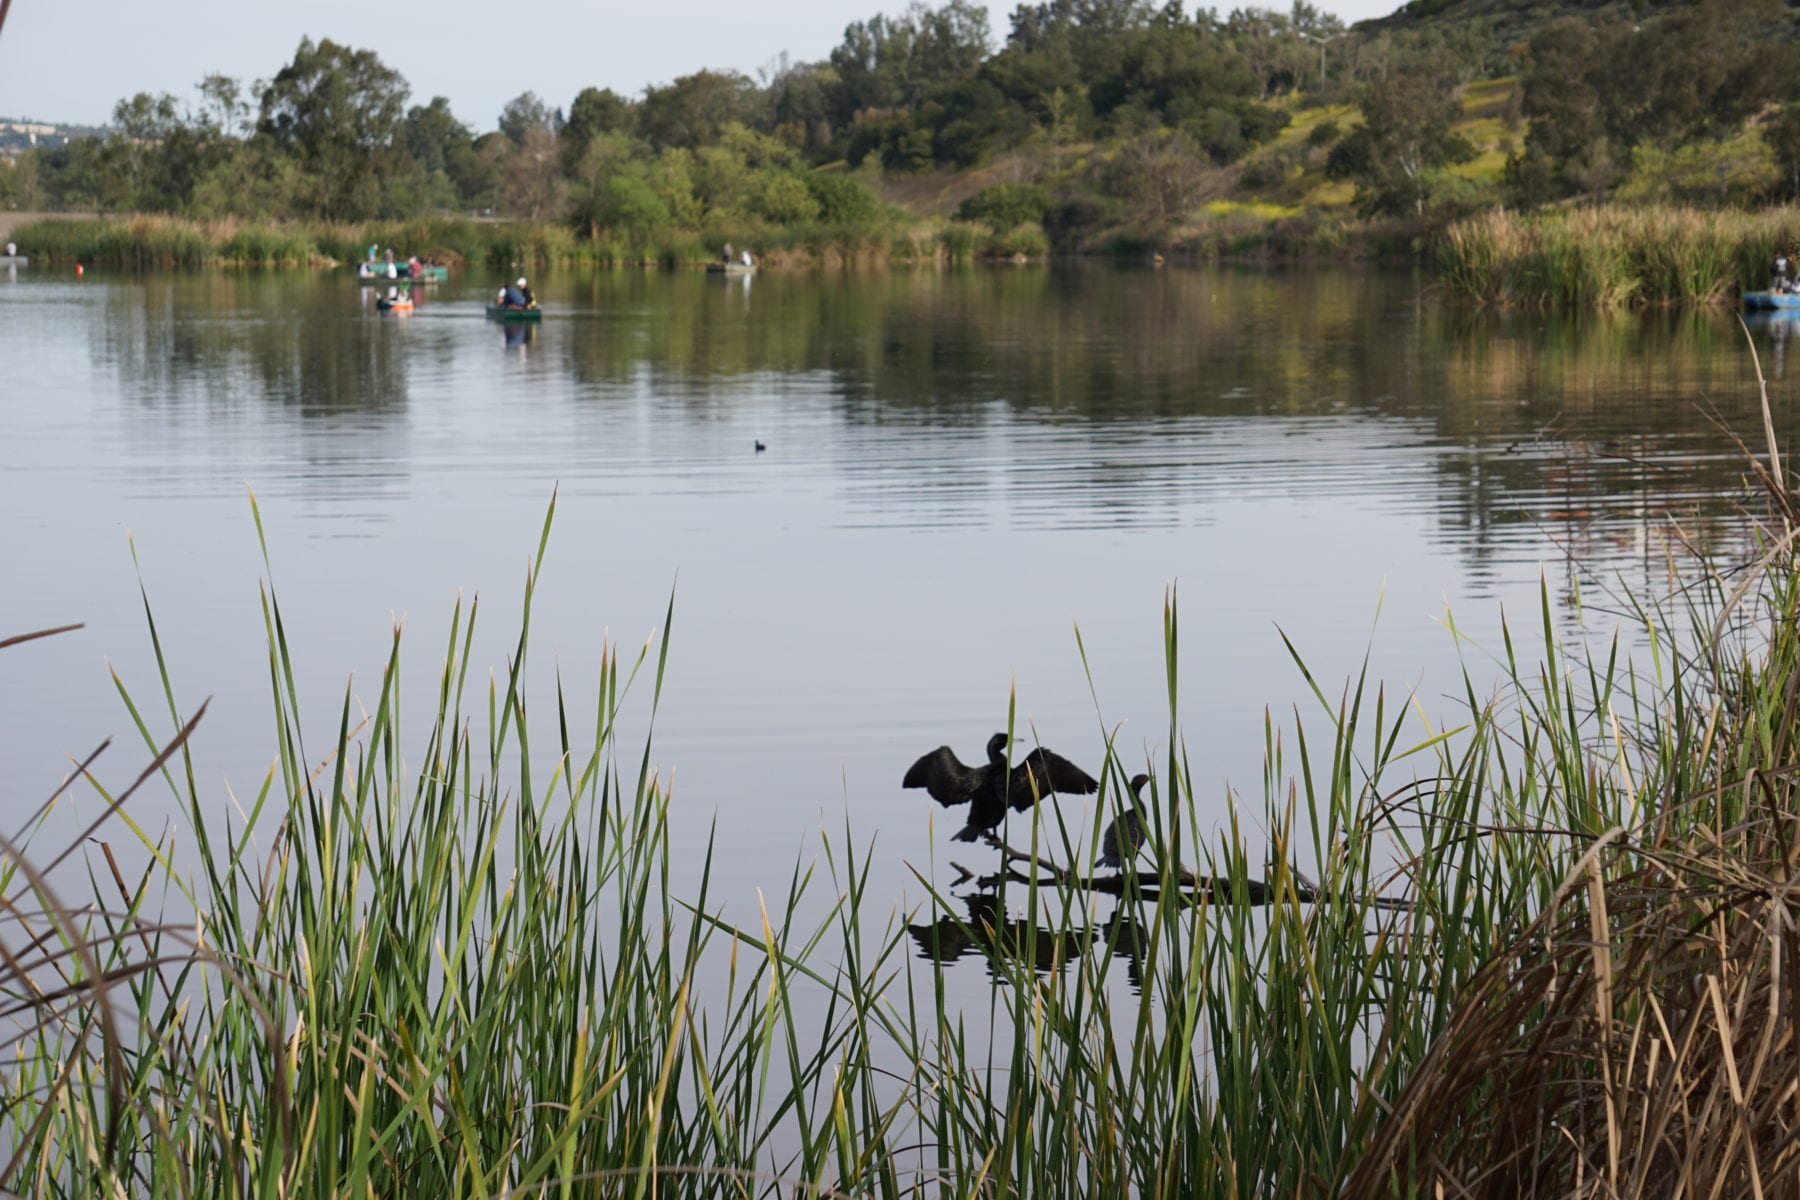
[256, 37, 410, 219]
[499, 92, 558, 145]
[403, 97, 472, 176]
[956, 181, 1051, 226]
[499, 126, 563, 218]
[828, 0, 991, 124]
[188, 140, 310, 218]
[563, 87, 634, 169]
[764, 62, 839, 153]
[1327, 57, 1471, 216]
[0, 150, 42, 210]
[803, 171, 883, 222]
[638, 71, 760, 150]
[1768, 105, 1800, 201]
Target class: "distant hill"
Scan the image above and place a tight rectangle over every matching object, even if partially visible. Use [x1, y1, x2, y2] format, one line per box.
[1362, 0, 1691, 32]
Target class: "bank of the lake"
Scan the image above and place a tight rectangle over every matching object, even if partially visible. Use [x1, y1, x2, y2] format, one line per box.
[4, 212, 1048, 269]
[15, 204, 1799, 307]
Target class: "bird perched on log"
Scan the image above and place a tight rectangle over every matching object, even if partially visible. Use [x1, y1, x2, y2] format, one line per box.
[1100, 773, 1152, 870]
[904, 732, 1098, 843]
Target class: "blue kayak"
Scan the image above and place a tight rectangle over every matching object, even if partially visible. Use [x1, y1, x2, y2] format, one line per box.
[1744, 290, 1800, 310]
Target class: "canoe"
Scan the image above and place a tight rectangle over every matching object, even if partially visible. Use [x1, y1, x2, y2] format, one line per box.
[1744, 290, 1800, 310]
[486, 305, 542, 321]
[705, 262, 755, 276]
[356, 263, 447, 281]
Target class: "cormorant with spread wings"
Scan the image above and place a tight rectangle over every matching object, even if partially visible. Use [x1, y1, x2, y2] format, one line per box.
[904, 732, 1098, 843]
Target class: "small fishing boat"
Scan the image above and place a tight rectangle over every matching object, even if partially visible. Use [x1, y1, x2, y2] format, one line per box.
[486, 304, 542, 322]
[1743, 290, 1800, 310]
[356, 262, 447, 282]
[705, 261, 755, 276]
[376, 296, 414, 312]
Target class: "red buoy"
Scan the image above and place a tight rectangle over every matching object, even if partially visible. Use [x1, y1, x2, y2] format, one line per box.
[75, 264, 84, 277]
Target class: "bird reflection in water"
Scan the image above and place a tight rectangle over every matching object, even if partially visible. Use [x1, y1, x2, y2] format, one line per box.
[503, 320, 536, 354]
[907, 894, 1150, 990]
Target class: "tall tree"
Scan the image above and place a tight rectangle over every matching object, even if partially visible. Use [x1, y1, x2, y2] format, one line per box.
[1327, 54, 1470, 216]
[638, 71, 760, 149]
[499, 92, 558, 145]
[257, 37, 409, 219]
[562, 87, 634, 169]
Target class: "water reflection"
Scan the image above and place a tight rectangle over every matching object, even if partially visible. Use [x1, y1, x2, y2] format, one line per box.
[907, 893, 1149, 990]
[58, 266, 1793, 591]
[50, 266, 1791, 595]
[502, 320, 535, 352]
[89, 274, 413, 416]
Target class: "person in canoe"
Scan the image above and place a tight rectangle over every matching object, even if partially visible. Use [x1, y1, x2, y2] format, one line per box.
[722, 242, 733, 264]
[495, 278, 536, 310]
[1774, 252, 1793, 294]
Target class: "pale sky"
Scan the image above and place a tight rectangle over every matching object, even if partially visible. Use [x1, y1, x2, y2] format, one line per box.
[0, 0, 1401, 131]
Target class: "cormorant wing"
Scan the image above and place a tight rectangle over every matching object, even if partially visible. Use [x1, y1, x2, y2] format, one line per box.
[903, 746, 983, 807]
[1007, 747, 1099, 811]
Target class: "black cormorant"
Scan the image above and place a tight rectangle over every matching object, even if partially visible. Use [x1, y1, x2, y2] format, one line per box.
[1099, 774, 1152, 870]
[904, 732, 1098, 842]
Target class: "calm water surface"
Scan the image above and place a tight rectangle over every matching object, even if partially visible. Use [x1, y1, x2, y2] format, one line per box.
[1, 263, 1790, 982]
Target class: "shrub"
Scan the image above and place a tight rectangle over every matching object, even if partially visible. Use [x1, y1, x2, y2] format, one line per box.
[956, 181, 1052, 228]
[803, 171, 882, 224]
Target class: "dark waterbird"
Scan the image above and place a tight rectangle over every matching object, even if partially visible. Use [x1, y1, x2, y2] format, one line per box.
[754, 440, 766, 452]
[1099, 773, 1152, 869]
[904, 732, 1098, 842]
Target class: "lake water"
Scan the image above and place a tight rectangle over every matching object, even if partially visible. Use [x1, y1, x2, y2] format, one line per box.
[0, 263, 1789, 980]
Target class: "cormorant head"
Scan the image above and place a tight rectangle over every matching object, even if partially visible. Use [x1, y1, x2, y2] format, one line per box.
[986, 732, 1010, 762]
[1129, 773, 1151, 795]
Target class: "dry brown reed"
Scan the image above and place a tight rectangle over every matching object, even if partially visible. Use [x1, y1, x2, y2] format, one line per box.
[1344, 338, 1800, 1199]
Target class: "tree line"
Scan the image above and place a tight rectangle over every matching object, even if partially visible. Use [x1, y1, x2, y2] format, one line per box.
[0, 0, 1794, 249]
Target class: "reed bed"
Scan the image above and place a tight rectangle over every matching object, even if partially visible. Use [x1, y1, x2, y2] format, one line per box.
[1440, 205, 1797, 306]
[3, 401, 1798, 1195]
[6, 214, 987, 270]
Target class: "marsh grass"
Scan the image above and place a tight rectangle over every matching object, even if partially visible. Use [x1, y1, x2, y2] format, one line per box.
[1441, 205, 1797, 306]
[4, 393, 1800, 1194]
[7, 215, 980, 270]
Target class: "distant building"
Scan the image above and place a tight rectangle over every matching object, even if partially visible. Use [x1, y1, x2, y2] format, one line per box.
[0, 118, 104, 153]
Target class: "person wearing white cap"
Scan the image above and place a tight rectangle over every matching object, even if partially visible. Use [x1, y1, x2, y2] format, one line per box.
[516, 277, 535, 308]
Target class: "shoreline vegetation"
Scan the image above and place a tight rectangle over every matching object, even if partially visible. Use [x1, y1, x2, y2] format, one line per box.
[7, 2, 1799, 303]
[14, 204, 1800, 311]
[3, 212, 1044, 269]
[8, 397, 1800, 1192]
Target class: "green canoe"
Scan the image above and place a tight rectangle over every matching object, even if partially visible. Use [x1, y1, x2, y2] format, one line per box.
[486, 305, 543, 321]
